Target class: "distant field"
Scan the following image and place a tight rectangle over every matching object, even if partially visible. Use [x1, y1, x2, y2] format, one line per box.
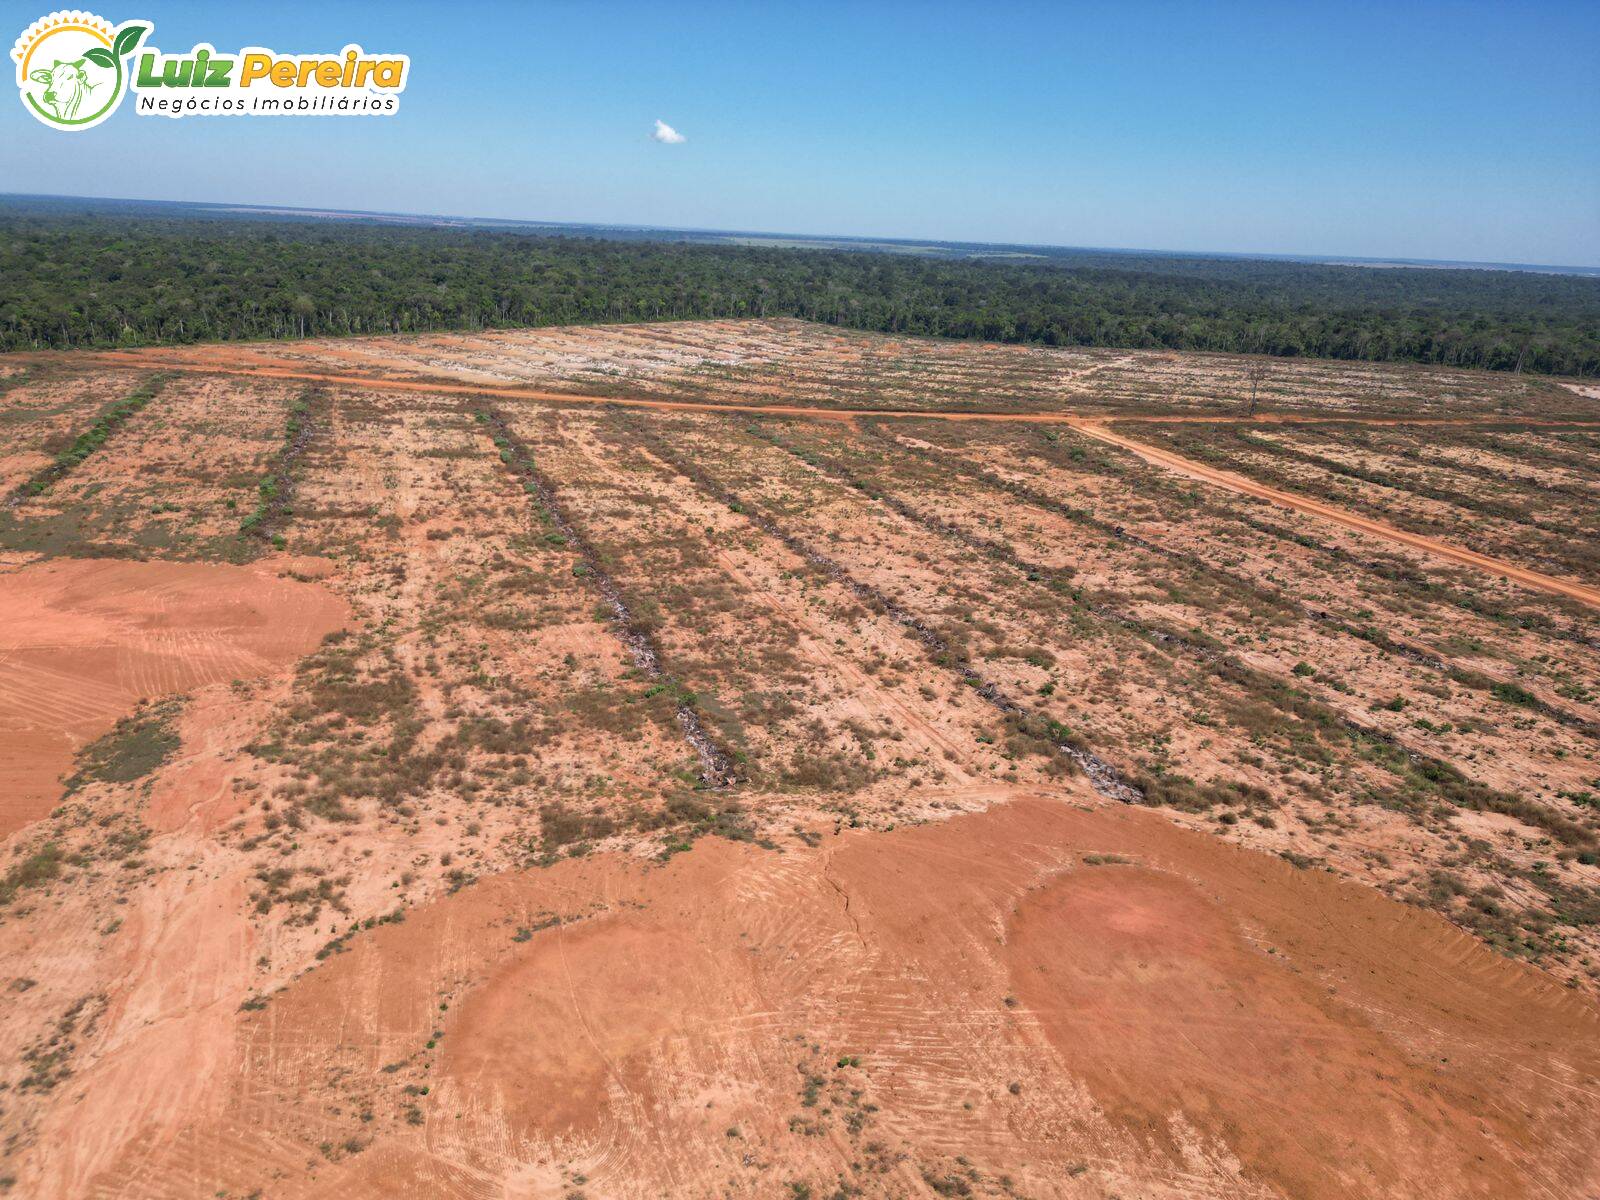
[52, 316, 1597, 417]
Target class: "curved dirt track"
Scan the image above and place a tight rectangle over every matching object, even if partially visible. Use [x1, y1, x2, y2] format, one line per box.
[1071, 420, 1600, 609]
[46, 792, 1599, 1200]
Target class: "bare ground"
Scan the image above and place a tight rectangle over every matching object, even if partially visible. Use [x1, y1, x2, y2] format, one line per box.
[2, 322, 1599, 1198]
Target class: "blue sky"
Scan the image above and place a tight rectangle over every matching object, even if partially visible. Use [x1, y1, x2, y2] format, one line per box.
[4, 0, 1597, 265]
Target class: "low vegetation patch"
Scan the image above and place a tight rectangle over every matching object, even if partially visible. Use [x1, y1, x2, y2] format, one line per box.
[7, 373, 170, 503]
[240, 387, 323, 548]
[63, 698, 183, 792]
[0, 843, 63, 907]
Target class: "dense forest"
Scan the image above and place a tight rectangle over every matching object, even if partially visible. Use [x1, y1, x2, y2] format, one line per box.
[3, 206, 1598, 375]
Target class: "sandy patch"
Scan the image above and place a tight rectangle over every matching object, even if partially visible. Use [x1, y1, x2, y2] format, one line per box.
[0, 557, 349, 835]
[56, 793, 1599, 1199]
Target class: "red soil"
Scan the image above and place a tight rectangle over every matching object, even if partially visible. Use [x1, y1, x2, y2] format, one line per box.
[5, 331, 1599, 1197]
[46, 353, 1600, 610]
[0, 558, 349, 836]
[1072, 420, 1600, 608]
[54, 350, 1600, 428]
[62, 793, 1599, 1199]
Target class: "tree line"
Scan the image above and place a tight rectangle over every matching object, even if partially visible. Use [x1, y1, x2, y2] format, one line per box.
[2, 210, 1597, 376]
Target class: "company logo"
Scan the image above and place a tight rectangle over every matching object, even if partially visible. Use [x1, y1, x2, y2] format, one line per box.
[12, 10, 147, 130]
[13, 10, 409, 129]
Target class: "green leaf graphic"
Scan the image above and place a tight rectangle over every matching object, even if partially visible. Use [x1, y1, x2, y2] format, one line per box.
[83, 47, 115, 68]
[112, 24, 147, 58]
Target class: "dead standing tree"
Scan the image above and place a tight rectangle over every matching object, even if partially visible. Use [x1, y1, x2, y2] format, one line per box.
[1244, 359, 1271, 416]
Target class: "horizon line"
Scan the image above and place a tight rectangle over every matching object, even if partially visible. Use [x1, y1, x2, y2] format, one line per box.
[4, 189, 1597, 277]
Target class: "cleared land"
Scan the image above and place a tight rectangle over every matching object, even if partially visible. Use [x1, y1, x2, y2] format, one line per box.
[2, 322, 1599, 1199]
[63, 318, 1600, 415]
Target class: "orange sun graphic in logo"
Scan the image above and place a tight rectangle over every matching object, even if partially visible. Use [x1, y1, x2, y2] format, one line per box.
[12, 10, 149, 130]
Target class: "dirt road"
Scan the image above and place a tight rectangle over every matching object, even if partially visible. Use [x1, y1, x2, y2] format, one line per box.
[46, 352, 1600, 430]
[39, 352, 1600, 610]
[1069, 419, 1600, 609]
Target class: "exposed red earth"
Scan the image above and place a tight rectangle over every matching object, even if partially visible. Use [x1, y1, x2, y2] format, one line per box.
[54, 794, 1600, 1200]
[50, 347, 1600, 429]
[1069, 420, 1600, 609]
[0, 557, 349, 837]
[40, 347, 1600, 611]
[2, 322, 1598, 1198]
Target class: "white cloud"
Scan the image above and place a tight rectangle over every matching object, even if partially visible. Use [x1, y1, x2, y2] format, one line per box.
[651, 119, 686, 145]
